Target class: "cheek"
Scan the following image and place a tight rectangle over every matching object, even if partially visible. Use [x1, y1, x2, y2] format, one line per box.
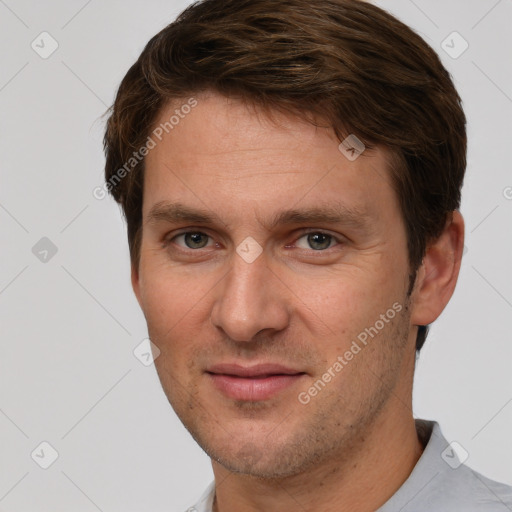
[141, 281, 175, 334]
[138, 260, 217, 351]
[304, 267, 403, 348]
[139, 271, 205, 395]
[140, 253, 197, 316]
[138, 265, 185, 343]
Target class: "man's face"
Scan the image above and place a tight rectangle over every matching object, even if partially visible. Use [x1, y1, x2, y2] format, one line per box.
[133, 92, 417, 478]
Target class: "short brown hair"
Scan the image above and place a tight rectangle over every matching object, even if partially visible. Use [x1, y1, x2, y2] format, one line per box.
[103, 0, 467, 352]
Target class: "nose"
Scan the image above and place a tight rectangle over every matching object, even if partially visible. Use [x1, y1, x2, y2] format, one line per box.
[210, 247, 290, 342]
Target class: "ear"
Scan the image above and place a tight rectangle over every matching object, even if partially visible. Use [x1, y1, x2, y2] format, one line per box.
[410, 210, 465, 327]
[131, 262, 143, 309]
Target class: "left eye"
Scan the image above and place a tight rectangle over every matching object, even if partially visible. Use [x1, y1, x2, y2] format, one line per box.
[294, 232, 338, 251]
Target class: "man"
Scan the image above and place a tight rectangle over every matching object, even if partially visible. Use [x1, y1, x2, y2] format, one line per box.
[103, 0, 512, 510]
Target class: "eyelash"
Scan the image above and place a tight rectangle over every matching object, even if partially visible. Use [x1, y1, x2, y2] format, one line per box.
[163, 229, 343, 254]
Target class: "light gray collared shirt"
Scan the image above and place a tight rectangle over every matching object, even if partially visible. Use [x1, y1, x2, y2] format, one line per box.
[187, 419, 512, 511]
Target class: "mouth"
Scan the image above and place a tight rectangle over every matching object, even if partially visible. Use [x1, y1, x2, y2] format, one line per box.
[205, 363, 307, 401]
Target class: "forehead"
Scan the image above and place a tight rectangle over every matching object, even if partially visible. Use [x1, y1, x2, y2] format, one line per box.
[150, 93, 347, 158]
[142, 92, 397, 225]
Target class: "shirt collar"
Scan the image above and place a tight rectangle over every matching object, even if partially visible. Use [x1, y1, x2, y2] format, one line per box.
[377, 419, 454, 511]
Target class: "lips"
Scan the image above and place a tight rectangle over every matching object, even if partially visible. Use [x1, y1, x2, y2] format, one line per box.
[207, 363, 303, 378]
[206, 363, 306, 401]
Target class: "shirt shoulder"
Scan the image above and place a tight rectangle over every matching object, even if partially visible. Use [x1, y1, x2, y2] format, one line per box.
[431, 463, 512, 511]
[378, 419, 512, 512]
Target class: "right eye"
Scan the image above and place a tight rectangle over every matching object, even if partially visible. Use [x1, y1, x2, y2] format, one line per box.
[169, 231, 214, 250]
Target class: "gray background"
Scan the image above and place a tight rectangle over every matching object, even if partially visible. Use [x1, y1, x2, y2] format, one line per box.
[0, 0, 511, 510]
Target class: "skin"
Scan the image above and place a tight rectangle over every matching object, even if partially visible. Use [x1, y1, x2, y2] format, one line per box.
[131, 92, 465, 511]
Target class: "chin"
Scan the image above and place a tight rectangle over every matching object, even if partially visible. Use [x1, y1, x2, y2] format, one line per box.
[199, 431, 326, 479]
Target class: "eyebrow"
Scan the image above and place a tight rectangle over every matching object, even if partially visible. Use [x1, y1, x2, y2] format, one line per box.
[146, 201, 372, 231]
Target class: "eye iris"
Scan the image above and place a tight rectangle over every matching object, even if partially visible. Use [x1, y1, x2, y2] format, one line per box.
[308, 233, 331, 250]
[185, 232, 208, 249]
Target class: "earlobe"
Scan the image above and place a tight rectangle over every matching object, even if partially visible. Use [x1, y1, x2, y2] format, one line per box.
[410, 210, 465, 327]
